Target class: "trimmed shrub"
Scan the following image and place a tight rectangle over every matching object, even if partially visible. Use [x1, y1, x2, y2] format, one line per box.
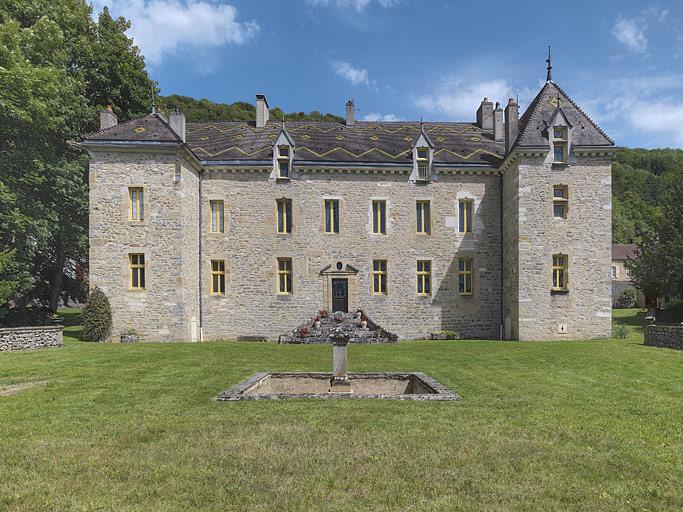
[616, 287, 637, 308]
[81, 287, 112, 342]
[612, 323, 628, 339]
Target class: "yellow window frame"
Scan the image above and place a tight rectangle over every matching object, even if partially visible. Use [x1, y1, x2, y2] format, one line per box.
[277, 257, 292, 295]
[459, 200, 473, 233]
[416, 200, 431, 234]
[324, 199, 339, 234]
[277, 198, 292, 234]
[416, 147, 429, 180]
[129, 253, 145, 290]
[211, 260, 225, 295]
[372, 200, 386, 234]
[372, 259, 387, 295]
[552, 254, 568, 291]
[129, 187, 144, 222]
[210, 200, 224, 233]
[458, 257, 473, 295]
[553, 126, 568, 163]
[277, 145, 290, 178]
[553, 185, 568, 219]
[416, 260, 431, 296]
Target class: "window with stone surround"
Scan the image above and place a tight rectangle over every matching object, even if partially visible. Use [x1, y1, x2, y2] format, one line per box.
[416, 200, 431, 234]
[416, 260, 431, 296]
[552, 254, 568, 291]
[129, 253, 145, 290]
[459, 199, 473, 233]
[553, 126, 568, 163]
[372, 200, 386, 234]
[277, 198, 292, 234]
[210, 200, 224, 232]
[277, 145, 290, 178]
[324, 199, 339, 234]
[553, 185, 568, 218]
[372, 259, 387, 294]
[129, 187, 144, 222]
[211, 260, 225, 295]
[416, 147, 429, 180]
[277, 257, 292, 294]
[458, 257, 473, 295]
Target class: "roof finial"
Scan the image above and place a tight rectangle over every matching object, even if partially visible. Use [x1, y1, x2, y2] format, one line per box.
[546, 45, 553, 83]
[282, 115, 285, 130]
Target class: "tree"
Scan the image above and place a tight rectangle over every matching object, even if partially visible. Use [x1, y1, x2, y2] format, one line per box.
[81, 287, 112, 341]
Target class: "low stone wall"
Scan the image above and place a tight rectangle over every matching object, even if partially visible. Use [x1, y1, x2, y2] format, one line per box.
[0, 326, 64, 352]
[644, 325, 683, 350]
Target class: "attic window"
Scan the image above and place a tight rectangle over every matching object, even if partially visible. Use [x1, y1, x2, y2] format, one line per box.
[553, 126, 568, 163]
[277, 145, 290, 178]
[416, 147, 429, 180]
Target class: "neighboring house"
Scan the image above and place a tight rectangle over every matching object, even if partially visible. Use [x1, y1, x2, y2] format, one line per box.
[611, 244, 645, 307]
[80, 63, 615, 342]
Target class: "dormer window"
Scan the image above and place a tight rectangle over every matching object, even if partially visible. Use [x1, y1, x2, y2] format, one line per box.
[553, 126, 568, 163]
[416, 148, 429, 180]
[277, 145, 290, 179]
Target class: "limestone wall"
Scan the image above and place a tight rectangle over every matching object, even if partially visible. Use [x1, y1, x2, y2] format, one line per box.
[0, 326, 63, 351]
[645, 325, 683, 350]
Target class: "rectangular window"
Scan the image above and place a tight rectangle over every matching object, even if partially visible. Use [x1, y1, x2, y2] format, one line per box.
[416, 260, 431, 296]
[458, 257, 473, 295]
[211, 260, 225, 295]
[372, 259, 387, 295]
[277, 145, 290, 178]
[552, 254, 568, 291]
[553, 127, 568, 163]
[553, 185, 568, 219]
[372, 200, 386, 234]
[277, 198, 292, 234]
[277, 257, 292, 294]
[210, 200, 224, 233]
[459, 200, 473, 233]
[129, 187, 144, 222]
[129, 253, 145, 290]
[416, 147, 429, 180]
[324, 199, 339, 234]
[612, 265, 618, 279]
[416, 200, 431, 234]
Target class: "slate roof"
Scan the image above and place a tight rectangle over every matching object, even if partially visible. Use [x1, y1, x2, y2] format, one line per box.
[86, 113, 182, 143]
[612, 244, 638, 261]
[517, 81, 614, 148]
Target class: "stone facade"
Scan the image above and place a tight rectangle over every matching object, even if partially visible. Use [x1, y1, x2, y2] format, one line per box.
[0, 326, 64, 351]
[645, 325, 683, 350]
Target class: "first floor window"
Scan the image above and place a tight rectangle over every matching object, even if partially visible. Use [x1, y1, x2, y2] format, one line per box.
[417, 260, 431, 296]
[612, 265, 618, 279]
[458, 257, 473, 295]
[210, 200, 224, 232]
[277, 198, 292, 234]
[416, 200, 431, 234]
[324, 199, 340, 234]
[459, 199, 473, 233]
[277, 257, 292, 294]
[211, 260, 225, 295]
[372, 259, 387, 294]
[129, 187, 144, 222]
[553, 185, 568, 219]
[372, 200, 386, 234]
[552, 254, 568, 291]
[129, 253, 145, 289]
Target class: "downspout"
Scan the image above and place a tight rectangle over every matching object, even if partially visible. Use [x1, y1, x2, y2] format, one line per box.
[198, 166, 204, 341]
[499, 170, 504, 340]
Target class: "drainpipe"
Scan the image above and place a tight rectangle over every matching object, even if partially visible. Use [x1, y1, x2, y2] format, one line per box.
[198, 166, 204, 341]
[499, 171, 504, 340]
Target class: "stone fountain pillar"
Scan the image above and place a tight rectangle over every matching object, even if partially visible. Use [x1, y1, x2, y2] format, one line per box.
[329, 327, 352, 393]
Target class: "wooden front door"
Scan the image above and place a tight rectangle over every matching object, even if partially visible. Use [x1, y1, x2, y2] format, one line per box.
[332, 278, 349, 313]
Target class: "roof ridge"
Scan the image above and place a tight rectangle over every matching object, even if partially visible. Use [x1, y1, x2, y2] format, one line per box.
[84, 112, 181, 142]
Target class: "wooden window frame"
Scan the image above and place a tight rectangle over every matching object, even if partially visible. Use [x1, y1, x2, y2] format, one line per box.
[276, 198, 292, 234]
[416, 147, 429, 180]
[459, 199, 473, 233]
[372, 259, 387, 295]
[129, 187, 144, 222]
[210, 200, 224, 233]
[277, 145, 291, 179]
[211, 260, 226, 295]
[277, 257, 293, 295]
[553, 127, 568, 163]
[416, 259, 432, 296]
[129, 253, 145, 290]
[458, 257, 473, 295]
[372, 200, 386, 235]
[553, 185, 568, 219]
[416, 200, 431, 234]
[324, 199, 340, 234]
[552, 253, 569, 291]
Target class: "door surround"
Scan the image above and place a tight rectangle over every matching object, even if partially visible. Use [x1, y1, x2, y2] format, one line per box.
[320, 261, 358, 313]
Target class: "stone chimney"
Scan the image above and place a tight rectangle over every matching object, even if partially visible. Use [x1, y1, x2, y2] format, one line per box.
[169, 107, 186, 142]
[346, 100, 355, 127]
[99, 105, 118, 130]
[492, 102, 504, 142]
[504, 98, 519, 153]
[476, 98, 494, 130]
[256, 94, 269, 128]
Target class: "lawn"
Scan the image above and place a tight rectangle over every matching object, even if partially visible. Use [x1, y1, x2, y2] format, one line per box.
[0, 309, 681, 511]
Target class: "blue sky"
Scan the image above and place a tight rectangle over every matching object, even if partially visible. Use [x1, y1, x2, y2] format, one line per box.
[91, 0, 683, 148]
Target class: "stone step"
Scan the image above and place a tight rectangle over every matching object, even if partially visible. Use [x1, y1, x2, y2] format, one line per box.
[279, 310, 398, 344]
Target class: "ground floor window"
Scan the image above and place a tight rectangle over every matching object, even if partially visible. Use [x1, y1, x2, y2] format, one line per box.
[416, 260, 431, 296]
[277, 257, 292, 294]
[211, 260, 225, 295]
[458, 257, 473, 295]
[129, 253, 145, 290]
[552, 254, 568, 291]
[372, 259, 387, 294]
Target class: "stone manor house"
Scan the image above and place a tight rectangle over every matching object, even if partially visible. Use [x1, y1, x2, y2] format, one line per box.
[82, 69, 614, 342]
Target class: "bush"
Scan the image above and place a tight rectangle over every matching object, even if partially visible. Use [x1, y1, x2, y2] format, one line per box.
[81, 288, 112, 342]
[616, 287, 637, 308]
[656, 300, 683, 325]
[612, 323, 628, 339]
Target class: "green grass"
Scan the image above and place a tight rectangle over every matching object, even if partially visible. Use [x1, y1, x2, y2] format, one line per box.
[0, 309, 681, 511]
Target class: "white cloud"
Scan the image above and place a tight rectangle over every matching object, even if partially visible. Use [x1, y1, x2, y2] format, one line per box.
[612, 16, 648, 54]
[362, 113, 404, 122]
[332, 61, 371, 86]
[90, 0, 259, 66]
[305, 0, 397, 12]
[415, 79, 515, 120]
[628, 102, 683, 145]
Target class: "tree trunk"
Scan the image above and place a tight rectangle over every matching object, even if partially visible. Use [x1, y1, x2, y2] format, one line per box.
[49, 237, 66, 313]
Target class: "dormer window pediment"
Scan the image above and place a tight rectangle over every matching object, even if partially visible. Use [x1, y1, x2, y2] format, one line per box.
[411, 126, 434, 183]
[272, 129, 295, 180]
